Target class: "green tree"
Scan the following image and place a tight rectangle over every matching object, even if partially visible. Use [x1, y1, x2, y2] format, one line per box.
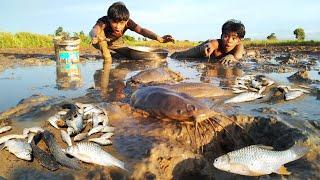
[293, 28, 305, 40]
[267, 33, 277, 40]
[55, 26, 64, 36]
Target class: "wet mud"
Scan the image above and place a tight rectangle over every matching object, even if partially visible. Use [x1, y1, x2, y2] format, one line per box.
[0, 46, 319, 179]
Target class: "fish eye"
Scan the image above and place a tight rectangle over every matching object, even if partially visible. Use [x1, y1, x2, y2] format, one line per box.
[177, 109, 183, 114]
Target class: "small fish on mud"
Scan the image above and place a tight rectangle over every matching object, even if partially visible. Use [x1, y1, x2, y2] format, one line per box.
[101, 126, 115, 133]
[100, 132, 114, 139]
[0, 126, 12, 134]
[213, 144, 309, 176]
[0, 134, 28, 145]
[61, 130, 72, 146]
[285, 91, 304, 101]
[225, 92, 264, 104]
[88, 138, 112, 146]
[4, 139, 32, 161]
[48, 114, 61, 129]
[88, 125, 104, 136]
[73, 133, 87, 142]
[23, 127, 44, 135]
[65, 142, 125, 170]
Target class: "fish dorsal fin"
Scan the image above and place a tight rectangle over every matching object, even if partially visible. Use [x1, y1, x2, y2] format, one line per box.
[254, 145, 274, 150]
[276, 165, 291, 175]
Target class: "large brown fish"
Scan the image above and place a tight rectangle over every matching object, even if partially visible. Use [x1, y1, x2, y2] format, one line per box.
[130, 86, 214, 122]
[130, 67, 183, 84]
[161, 82, 232, 98]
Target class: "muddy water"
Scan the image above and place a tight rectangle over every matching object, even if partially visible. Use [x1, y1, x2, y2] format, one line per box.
[0, 52, 320, 179]
[0, 61, 104, 112]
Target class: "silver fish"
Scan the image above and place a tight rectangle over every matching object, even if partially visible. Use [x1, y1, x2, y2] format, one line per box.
[100, 132, 114, 139]
[27, 133, 36, 143]
[213, 144, 308, 176]
[22, 127, 44, 135]
[48, 114, 61, 129]
[88, 138, 112, 146]
[61, 130, 72, 146]
[0, 126, 12, 134]
[285, 91, 304, 101]
[73, 133, 87, 142]
[4, 139, 32, 161]
[92, 113, 104, 128]
[101, 126, 115, 133]
[67, 127, 76, 136]
[0, 134, 28, 145]
[88, 125, 104, 136]
[225, 92, 264, 104]
[66, 113, 84, 134]
[65, 142, 125, 170]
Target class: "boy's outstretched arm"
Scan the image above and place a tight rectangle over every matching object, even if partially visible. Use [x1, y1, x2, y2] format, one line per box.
[233, 43, 245, 60]
[133, 25, 174, 43]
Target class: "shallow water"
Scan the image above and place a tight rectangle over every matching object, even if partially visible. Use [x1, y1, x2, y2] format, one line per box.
[0, 54, 319, 179]
[0, 61, 103, 112]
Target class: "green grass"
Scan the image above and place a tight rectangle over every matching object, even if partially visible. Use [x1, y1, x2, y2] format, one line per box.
[1, 31, 319, 49]
[243, 39, 320, 47]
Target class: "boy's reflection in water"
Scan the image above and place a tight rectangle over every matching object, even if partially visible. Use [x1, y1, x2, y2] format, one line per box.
[201, 63, 243, 87]
[94, 60, 126, 101]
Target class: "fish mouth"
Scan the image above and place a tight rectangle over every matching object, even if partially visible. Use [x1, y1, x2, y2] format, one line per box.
[194, 113, 210, 123]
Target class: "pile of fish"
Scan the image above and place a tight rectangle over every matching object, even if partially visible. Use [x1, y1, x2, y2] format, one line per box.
[48, 102, 115, 146]
[0, 103, 126, 171]
[225, 74, 274, 104]
[278, 85, 310, 101]
[225, 74, 310, 104]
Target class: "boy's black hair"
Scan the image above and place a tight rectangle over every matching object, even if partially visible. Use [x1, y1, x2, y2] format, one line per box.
[107, 1, 130, 22]
[221, 19, 245, 39]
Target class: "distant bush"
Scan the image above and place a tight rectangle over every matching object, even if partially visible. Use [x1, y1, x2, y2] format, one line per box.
[293, 28, 305, 40]
[267, 33, 277, 40]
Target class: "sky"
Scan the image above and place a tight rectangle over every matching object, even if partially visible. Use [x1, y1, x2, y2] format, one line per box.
[0, 0, 319, 41]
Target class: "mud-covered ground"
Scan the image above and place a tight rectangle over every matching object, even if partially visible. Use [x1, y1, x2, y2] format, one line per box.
[0, 46, 319, 179]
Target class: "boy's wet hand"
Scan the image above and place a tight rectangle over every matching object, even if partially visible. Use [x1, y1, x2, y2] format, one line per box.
[220, 54, 237, 65]
[204, 43, 214, 57]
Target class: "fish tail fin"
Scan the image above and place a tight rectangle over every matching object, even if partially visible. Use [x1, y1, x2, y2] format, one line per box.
[290, 142, 309, 160]
[276, 165, 291, 175]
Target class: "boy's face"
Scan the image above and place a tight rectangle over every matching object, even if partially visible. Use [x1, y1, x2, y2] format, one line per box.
[110, 20, 128, 34]
[221, 32, 241, 52]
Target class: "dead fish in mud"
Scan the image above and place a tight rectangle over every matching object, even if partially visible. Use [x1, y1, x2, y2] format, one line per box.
[42, 131, 80, 169]
[65, 142, 125, 170]
[88, 137, 112, 146]
[213, 144, 309, 176]
[73, 133, 87, 142]
[160, 82, 233, 98]
[130, 86, 245, 148]
[66, 113, 85, 134]
[224, 92, 264, 104]
[285, 91, 304, 101]
[48, 114, 61, 129]
[30, 133, 60, 171]
[101, 126, 115, 133]
[88, 125, 104, 136]
[0, 134, 28, 145]
[0, 126, 12, 134]
[129, 67, 184, 84]
[23, 127, 44, 135]
[100, 132, 114, 139]
[60, 130, 72, 146]
[4, 139, 32, 161]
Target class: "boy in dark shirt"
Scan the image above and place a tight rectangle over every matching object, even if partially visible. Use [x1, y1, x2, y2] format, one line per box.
[171, 19, 245, 65]
[90, 1, 174, 63]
